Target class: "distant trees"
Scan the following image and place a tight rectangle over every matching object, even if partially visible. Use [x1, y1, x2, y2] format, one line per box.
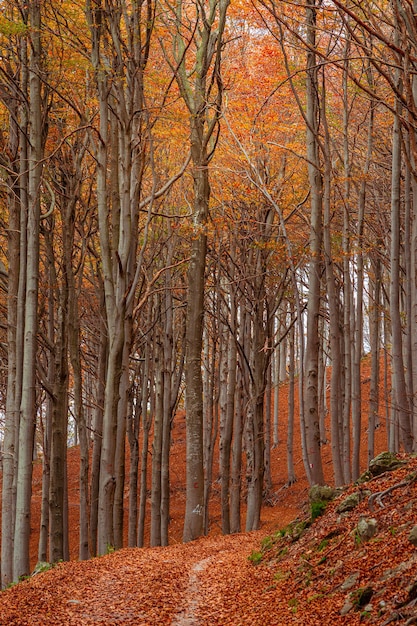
[2, 0, 417, 587]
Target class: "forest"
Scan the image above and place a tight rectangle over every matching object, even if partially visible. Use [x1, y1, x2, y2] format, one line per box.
[0, 0, 416, 589]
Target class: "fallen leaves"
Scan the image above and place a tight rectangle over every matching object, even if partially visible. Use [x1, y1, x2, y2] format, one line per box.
[1, 457, 417, 625]
[0, 357, 404, 625]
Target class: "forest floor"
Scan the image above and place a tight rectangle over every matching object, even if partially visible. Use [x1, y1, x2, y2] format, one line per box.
[2, 357, 415, 625]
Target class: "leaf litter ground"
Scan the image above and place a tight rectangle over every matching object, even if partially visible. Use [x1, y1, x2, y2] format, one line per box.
[2, 457, 417, 625]
[2, 358, 416, 624]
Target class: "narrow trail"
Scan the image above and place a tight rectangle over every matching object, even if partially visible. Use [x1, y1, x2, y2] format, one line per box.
[171, 557, 210, 626]
[0, 532, 279, 626]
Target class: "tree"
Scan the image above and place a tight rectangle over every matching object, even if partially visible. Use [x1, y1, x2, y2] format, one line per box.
[303, 0, 325, 486]
[86, 0, 155, 554]
[0, 0, 27, 587]
[162, 0, 230, 542]
[13, 0, 45, 580]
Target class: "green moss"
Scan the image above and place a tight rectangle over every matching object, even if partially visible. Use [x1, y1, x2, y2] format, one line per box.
[248, 550, 263, 565]
[311, 499, 327, 520]
[317, 538, 329, 551]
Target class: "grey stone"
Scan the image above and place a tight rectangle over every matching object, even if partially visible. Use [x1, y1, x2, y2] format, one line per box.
[309, 484, 337, 503]
[337, 490, 371, 513]
[409, 526, 417, 547]
[340, 599, 354, 616]
[357, 516, 378, 542]
[368, 451, 406, 477]
[340, 571, 360, 591]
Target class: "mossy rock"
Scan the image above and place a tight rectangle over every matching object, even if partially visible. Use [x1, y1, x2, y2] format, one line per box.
[368, 452, 406, 477]
[291, 520, 309, 541]
[280, 519, 310, 542]
[337, 490, 371, 513]
[356, 471, 371, 484]
[309, 484, 337, 503]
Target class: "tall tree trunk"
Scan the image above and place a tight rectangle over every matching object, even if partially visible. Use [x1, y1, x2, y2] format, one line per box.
[151, 332, 163, 547]
[390, 97, 413, 452]
[127, 376, 140, 548]
[304, 0, 324, 486]
[322, 88, 344, 486]
[203, 323, 218, 536]
[287, 319, 296, 485]
[49, 297, 69, 564]
[1, 41, 27, 584]
[113, 328, 129, 550]
[38, 402, 51, 563]
[183, 157, 208, 542]
[264, 362, 272, 493]
[89, 295, 107, 558]
[138, 344, 151, 548]
[219, 267, 237, 535]
[14, 0, 43, 579]
[368, 254, 381, 463]
[167, 0, 229, 543]
[230, 307, 244, 534]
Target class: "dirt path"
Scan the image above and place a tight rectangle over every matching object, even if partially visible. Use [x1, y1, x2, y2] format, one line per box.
[171, 557, 210, 625]
[0, 532, 278, 626]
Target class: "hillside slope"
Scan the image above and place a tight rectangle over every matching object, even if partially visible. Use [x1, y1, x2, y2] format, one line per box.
[1, 452, 417, 625]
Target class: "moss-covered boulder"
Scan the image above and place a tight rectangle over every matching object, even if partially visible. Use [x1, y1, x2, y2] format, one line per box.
[337, 490, 371, 513]
[368, 451, 406, 477]
[309, 484, 338, 503]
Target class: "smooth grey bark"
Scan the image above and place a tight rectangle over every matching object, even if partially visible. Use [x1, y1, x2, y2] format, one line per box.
[245, 311, 267, 532]
[1, 26, 27, 585]
[304, 0, 325, 486]
[219, 263, 237, 535]
[113, 323, 130, 550]
[57, 135, 90, 561]
[89, 294, 107, 557]
[13, 0, 43, 580]
[38, 217, 69, 566]
[322, 91, 344, 487]
[68, 272, 89, 561]
[273, 332, 280, 448]
[127, 372, 140, 548]
[368, 253, 381, 463]
[160, 257, 181, 546]
[351, 173, 366, 480]
[138, 341, 151, 548]
[342, 208, 352, 484]
[390, 97, 413, 452]
[287, 319, 296, 485]
[219, 319, 231, 534]
[355, 86, 374, 473]
[86, 0, 154, 555]
[182, 162, 208, 541]
[245, 206, 278, 531]
[151, 332, 163, 547]
[230, 307, 246, 534]
[264, 362, 272, 493]
[38, 400, 51, 563]
[203, 323, 217, 536]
